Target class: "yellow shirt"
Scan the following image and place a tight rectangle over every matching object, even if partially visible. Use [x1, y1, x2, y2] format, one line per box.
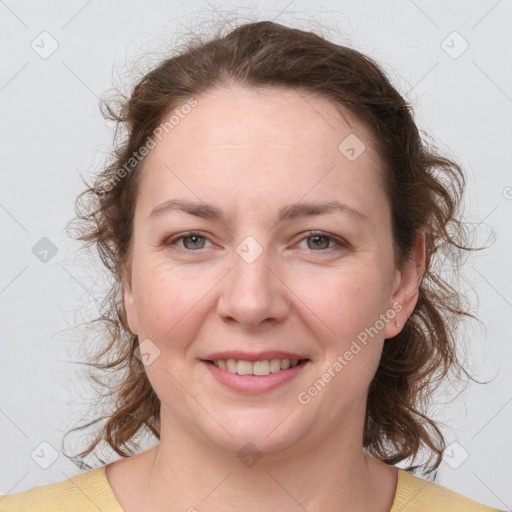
[0, 466, 504, 511]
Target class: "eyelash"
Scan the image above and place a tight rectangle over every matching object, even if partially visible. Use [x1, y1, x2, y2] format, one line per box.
[165, 230, 348, 254]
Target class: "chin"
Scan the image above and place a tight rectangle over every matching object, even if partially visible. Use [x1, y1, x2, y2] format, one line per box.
[198, 408, 309, 457]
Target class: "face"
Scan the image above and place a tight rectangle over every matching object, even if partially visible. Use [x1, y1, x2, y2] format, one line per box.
[123, 85, 421, 456]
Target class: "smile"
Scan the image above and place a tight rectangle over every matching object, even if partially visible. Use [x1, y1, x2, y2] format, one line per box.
[208, 358, 305, 376]
[202, 358, 310, 393]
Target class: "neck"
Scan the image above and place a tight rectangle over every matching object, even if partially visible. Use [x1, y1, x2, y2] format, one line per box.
[133, 410, 396, 512]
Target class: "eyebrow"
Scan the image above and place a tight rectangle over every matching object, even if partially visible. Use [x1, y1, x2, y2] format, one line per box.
[149, 199, 368, 223]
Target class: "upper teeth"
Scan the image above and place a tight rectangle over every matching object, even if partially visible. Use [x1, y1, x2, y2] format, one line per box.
[212, 358, 301, 376]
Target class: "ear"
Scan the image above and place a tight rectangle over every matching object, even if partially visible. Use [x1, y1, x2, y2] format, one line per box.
[384, 230, 426, 339]
[122, 267, 139, 336]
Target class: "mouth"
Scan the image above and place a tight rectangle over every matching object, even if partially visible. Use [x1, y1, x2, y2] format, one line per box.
[200, 355, 311, 393]
[203, 358, 310, 376]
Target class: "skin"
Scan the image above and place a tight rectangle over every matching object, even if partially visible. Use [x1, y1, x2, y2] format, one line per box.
[105, 85, 425, 512]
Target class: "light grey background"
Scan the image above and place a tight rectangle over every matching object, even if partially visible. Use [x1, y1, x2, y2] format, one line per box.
[1, 0, 511, 509]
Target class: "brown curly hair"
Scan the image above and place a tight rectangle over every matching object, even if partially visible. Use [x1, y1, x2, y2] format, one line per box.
[64, 18, 472, 475]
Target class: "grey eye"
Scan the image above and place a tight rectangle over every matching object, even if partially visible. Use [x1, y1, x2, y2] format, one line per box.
[306, 235, 332, 250]
[182, 235, 206, 250]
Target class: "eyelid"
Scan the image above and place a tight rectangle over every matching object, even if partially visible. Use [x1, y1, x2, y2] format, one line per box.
[165, 230, 215, 252]
[295, 230, 350, 251]
[165, 230, 349, 253]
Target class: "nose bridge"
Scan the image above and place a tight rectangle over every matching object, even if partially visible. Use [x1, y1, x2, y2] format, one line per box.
[216, 235, 289, 326]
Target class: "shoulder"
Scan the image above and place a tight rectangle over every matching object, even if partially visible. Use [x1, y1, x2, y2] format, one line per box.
[391, 469, 504, 512]
[0, 466, 123, 512]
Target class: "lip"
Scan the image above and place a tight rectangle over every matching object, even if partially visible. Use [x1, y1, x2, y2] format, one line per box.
[202, 350, 309, 362]
[202, 359, 310, 393]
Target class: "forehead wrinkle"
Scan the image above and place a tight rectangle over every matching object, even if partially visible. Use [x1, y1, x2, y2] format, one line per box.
[202, 142, 299, 150]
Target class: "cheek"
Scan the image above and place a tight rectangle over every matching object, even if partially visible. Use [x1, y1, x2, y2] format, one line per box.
[293, 263, 393, 394]
[131, 260, 220, 344]
[296, 270, 390, 406]
[294, 264, 392, 341]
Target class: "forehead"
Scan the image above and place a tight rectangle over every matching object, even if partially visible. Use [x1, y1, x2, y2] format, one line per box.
[148, 85, 378, 161]
[137, 85, 387, 221]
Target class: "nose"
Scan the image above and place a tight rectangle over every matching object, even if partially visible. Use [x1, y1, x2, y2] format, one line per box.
[216, 246, 290, 328]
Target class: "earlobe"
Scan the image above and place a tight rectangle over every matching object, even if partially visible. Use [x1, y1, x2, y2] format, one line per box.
[384, 230, 426, 339]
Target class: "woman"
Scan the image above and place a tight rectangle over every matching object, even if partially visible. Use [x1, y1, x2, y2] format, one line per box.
[0, 19, 503, 512]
